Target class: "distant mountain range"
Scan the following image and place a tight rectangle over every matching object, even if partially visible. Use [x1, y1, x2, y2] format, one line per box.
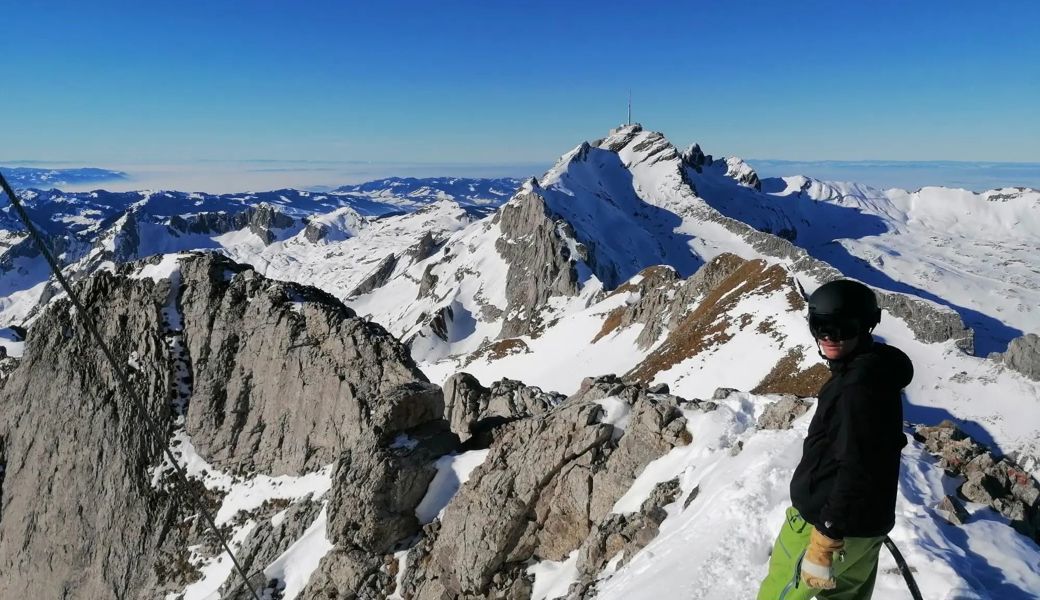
[0, 166, 128, 188]
[0, 131, 1038, 599]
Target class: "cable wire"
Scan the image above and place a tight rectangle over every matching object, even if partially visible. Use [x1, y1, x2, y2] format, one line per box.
[0, 172, 262, 600]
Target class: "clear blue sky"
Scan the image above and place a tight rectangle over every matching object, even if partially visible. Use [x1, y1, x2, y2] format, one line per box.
[2, 0, 1039, 165]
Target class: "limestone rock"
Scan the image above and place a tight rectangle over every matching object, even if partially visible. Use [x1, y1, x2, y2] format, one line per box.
[326, 420, 457, 554]
[996, 333, 1040, 381]
[442, 373, 565, 443]
[567, 478, 683, 599]
[178, 253, 430, 474]
[0, 270, 179, 598]
[936, 495, 970, 526]
[494, 191, 581, 338]
[0, 252, 452, 599]
[169, 203, 295, 244]
[296, 546, 392, 600]
[220, 497, 325, 597]
[348, 253, 399, 297]
[915, 421, 1040, 541]
[405, 377, 690, 598]
[757, 396, 812, 430]
[406, 231, 442, 263]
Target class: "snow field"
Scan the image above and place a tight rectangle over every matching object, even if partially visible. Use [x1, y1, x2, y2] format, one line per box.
[415, 448, 492, 524]
[591, 394, 1040, 599]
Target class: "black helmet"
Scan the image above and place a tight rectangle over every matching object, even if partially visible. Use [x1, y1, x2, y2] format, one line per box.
[807, 279, 881, 341]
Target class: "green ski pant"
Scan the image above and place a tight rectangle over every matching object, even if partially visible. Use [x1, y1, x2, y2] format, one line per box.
[757, 507, 886, 600]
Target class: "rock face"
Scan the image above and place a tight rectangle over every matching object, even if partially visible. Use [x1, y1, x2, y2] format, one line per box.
[169, 203, 296, 244]
[0, 269, 178, 599]
[994, 333, 1040, 381]
[0, 252, 453, 599]
[442, 373, 565, 443]
[400, 375, 692, 599]
[914, 421, 1040, 541]
[494, 187, 582, 338]
[596, 253, 751, 351]
[627, 256, 800, 384]
[566, 477, 683, 599]
[348, 253, 399, 297]
[179, 254, 432, 475]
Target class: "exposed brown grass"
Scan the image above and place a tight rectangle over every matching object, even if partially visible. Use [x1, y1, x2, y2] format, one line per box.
[485, 338, 530, 361]
[787, 285, 806, 311]
[607, 265, 677, 297]
[592, 307, 625, 343]
[628, 258, 792, 382]
[751, 347, 831, 397]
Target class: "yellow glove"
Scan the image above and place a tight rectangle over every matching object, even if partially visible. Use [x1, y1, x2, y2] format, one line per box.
[800, 527, 844, 589]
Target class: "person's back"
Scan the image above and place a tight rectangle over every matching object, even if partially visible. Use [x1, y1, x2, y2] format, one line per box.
[758, 280, 914, 600]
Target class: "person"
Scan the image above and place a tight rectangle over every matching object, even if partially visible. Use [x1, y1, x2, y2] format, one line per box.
[757, 280, 914, 599]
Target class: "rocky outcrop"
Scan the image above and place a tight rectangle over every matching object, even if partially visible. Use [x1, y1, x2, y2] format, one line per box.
[724, 157, 762, 191]
[991, 333, 1040, 381]
[494, 189, 581, 338]
[303, 220, 330, 243]
[681, 143, 710, 172]
[914, 421, 1040, 541]
[169, 203, 296, 244]
[627, 256, 800, 383]
[178, 253, 433, 475]
[0, 251, 456, 599]
[757, 396, 812, 430]
[348, 253, 399, 297]
[219, 497, 325, 597]
[442, 373, 565, 443]
[406, 231, 442, 263]
[566, 478, 683, 599]
[598, 254, 753, 351]
[400, 375, 692, 599]
[0, 269, 179, 598]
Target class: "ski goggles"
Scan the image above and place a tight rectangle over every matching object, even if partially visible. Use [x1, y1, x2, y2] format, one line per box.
[808, 313, 864, 341]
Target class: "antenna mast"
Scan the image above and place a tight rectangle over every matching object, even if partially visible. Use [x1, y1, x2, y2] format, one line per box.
[627, 90, 632, 125]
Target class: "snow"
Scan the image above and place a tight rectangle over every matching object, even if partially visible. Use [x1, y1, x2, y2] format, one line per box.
[178, 520, 257, 600]
[415, 449, 491, 524]
[4, 131, 1040, 598]
[528, 550, 580, 600]
[130, 253, 185, 282]
[389, 433, 420, 451]
[214, 466, 333, 526]
[593, 394, 1040, 600]
[152, 431, 333, 526]
[387, 548, 411, 600]
[0, 327, 24, 358]
[594, 396, 632, 436]
[262, 506, 335, 600]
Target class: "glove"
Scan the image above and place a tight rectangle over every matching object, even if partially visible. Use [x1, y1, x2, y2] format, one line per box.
[800, 527, 844, 589]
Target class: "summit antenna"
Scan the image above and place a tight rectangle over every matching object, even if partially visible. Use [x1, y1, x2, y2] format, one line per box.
[627, 90, 632, 125]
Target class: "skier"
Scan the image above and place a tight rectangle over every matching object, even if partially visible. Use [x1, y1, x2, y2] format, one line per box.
[758, 280, 914, 599]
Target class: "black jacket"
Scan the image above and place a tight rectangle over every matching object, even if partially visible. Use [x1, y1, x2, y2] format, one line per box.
[790, 338, 914, 539]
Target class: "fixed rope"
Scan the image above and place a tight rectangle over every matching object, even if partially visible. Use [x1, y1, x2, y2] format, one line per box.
[0, 172, 262, 600]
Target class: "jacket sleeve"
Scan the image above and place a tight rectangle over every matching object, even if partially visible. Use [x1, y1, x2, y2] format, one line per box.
[816, 383, 880, 539]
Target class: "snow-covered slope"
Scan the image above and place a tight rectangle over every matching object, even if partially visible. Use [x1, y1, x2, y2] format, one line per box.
[0, 178, 518, 327]
[333, 176, 521, 209]
[689, 165, 1040, 356]
[2, 127, 1038, 600]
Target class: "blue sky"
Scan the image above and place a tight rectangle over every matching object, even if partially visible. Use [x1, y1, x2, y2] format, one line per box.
[2, 0, 1039, 188]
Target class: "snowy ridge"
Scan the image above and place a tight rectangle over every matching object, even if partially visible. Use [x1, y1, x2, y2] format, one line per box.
[2, 127, 1039, 599]
[0, 178, 511, 327]
[690, 167, 1040, 355]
